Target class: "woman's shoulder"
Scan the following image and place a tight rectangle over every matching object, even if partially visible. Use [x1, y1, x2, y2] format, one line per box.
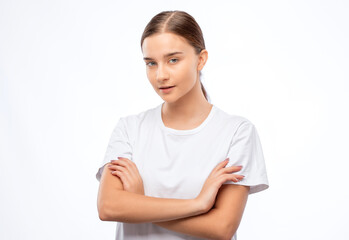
[213, 104, 254, 130]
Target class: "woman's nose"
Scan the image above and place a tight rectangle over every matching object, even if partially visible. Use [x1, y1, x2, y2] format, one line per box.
[156, 64, 169, 81]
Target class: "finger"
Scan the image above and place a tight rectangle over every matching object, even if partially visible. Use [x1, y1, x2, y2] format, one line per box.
[110, 162, 128, 175]
[111, 171, 129, 189]
[110, 162, 139, 187]
[112, 165, 133, 184]
[114, 157, 140, 178]
[110, 159, 127, 166]
[111, 170, 123, 180]
[220, 165, 243, 174]
[119, 157, 140, 175]
[110, 157, 129, 164]
[227, 174, 243, 182]
[117, 157, 133, 164]
[232, 174, 245, 181]
[213, 158, 230, 171]
[111, 158, 134, 171]
[117, 157, 130, 160]
[108, 164, 126, 171]
[116, 157, 132, 165]
[218, 174, 243, 185]
[209, 158, 230, 178]
[218, 171, 245, 180]
[111, 170, 130, 184]
[231, 176, 239, 182]
[225, 174, 240, 183]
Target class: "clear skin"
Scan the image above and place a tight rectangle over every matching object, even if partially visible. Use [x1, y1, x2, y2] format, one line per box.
[100, 32, 249, 239]
[142, 32, 213, 130]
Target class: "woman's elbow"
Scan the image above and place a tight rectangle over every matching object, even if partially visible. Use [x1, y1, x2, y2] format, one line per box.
[221, 232, 236, 240]
[219, 231, 236, 240]
[98, 201, 111, 221]
[98, 210, 108, 221]
[221, 223, 239, 240]
[97, 199, 121, 221]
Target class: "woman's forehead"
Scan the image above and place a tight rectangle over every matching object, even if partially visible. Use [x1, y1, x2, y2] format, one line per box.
[142, 32, 193, 57]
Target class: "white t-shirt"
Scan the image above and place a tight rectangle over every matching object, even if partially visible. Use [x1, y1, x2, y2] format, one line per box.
[96, 102, 269, 240]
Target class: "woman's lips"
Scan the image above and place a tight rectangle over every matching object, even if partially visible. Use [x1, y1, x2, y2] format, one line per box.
[159, 86, 175, 93]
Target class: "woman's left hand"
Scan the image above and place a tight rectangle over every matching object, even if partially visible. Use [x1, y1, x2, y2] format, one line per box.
[108, 157, 145, 195]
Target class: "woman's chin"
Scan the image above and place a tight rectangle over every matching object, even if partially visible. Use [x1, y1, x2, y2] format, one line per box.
[160, 96, 175, 103]
[159, 95, 179, 103]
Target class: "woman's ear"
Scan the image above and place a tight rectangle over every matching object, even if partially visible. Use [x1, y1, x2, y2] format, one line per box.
[197, 49, 208, 71]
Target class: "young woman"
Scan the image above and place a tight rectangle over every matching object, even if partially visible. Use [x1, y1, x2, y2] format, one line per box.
[96, 10, 269, 240]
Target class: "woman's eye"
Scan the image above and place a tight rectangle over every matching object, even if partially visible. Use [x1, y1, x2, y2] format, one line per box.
[169, 58, 178, 63]
[146, 61, 156, 66]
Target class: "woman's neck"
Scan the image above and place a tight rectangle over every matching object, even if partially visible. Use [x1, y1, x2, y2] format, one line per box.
[161, 89, 213, 130]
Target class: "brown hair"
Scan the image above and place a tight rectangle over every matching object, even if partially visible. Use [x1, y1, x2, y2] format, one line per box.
[140, 10, 208, 101]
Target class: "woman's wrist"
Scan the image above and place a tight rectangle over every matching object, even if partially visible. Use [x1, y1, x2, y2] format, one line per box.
[191, 198, 207, 215]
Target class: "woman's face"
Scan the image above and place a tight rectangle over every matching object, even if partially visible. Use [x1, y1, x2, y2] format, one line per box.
[142, 32, 205, 103]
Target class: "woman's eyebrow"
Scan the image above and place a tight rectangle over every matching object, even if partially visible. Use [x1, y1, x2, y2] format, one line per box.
[143, 51, 183, 60]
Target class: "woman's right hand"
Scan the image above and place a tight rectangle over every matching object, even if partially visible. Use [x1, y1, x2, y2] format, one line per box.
[195, 158, 245, 213]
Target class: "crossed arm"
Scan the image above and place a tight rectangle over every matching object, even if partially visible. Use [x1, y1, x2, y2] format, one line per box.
[97, 163, 249, 240]
[152, 184, 249, 240]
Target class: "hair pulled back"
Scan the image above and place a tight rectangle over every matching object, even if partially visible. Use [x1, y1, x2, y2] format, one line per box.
[140, 10, 209, 101]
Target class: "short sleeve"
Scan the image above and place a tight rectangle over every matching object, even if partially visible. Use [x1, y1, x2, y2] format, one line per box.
[95, 117, 133, 182]
[223, 120, 269, 194]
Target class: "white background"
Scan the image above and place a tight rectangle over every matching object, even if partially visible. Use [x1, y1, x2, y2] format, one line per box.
[1, 0, 348, 239]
